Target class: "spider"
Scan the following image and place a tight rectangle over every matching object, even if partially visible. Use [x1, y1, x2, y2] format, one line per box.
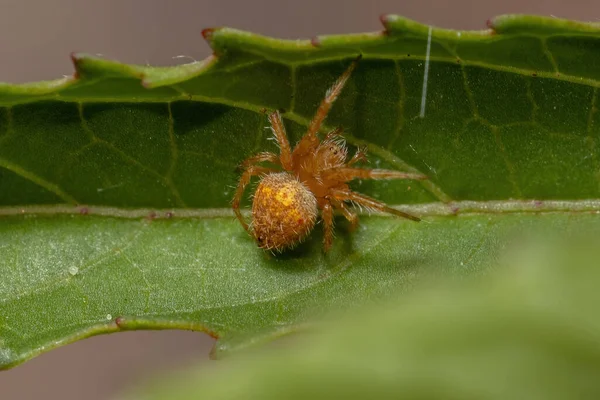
[232, 56, 427, 252]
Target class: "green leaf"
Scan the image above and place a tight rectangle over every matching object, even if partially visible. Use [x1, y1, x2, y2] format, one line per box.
[2, 14, 600, 368]
[117, 238, 600, 400]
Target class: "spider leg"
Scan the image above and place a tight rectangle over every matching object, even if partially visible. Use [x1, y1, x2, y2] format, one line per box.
[232, 165, 275, 232]
[321, 201, 335, 252]
[330, 197, 359, 231]
[267, 111, 293, 171]
[331, 188, 421, 222]
[347, 146, 368, 166]
[322, 167, 427, 183]
[293, 56, 361, 160]
[238, 151, 280, 170]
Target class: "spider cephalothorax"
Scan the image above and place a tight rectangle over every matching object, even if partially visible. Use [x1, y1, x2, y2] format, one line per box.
[232, 56, 427, 252]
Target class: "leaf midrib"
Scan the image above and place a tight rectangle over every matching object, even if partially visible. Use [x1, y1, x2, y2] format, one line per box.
[3, 199, 600, 219]
[0, 214, 399, 325]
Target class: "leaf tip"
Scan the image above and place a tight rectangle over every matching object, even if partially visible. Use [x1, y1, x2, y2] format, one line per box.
[202, 28, 226, 55]
[379, 14, 394, 32]
[377, 14, 432, 36]
[202, 28, 217, 42]
[486, 17, 498, 34]
[70, 51, 84, 79]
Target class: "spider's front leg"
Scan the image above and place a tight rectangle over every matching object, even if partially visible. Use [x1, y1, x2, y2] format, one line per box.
[233, 111, 294, 236]
[238, 152, 280, 169]
[292, 56, 361, 161]
[232, 164, 275, 232]
[267, 111, 293, 171]
[347, 146, 368, 166]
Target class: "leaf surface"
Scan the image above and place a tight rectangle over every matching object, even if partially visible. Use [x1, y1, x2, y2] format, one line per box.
[1, 15, 600, 368]
[118, 238, 600, 400]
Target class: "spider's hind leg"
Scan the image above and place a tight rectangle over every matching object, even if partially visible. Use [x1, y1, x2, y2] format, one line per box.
[322, 167, 427, 183]
[237, 152, 280, 170]
[331, 188, 421, 222]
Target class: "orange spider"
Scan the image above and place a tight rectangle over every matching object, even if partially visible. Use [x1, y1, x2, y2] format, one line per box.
[232, 56, 427, 252]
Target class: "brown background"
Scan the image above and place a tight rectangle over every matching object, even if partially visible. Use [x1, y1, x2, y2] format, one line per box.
[0, 0, 596, 399]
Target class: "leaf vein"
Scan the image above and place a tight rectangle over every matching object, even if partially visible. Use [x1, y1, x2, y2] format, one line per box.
[0, 157, 77, 204]
[0, 224, 148, 305]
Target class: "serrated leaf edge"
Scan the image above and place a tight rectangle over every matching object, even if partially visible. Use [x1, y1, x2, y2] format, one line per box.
[2, 14, 600, 98]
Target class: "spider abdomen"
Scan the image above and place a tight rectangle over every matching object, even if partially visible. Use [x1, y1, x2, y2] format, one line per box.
[251, 172, 318, 251]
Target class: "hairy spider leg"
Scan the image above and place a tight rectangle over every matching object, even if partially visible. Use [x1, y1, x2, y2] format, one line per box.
[331, 188, 420, 222]
[321, 202, 335, 251]
[292, 56, 362, 161]
[232, 165, 276, 232]
[347, 146, 368, 166]
[267, 111, 294, 170]
[321, 167, 428, 183]
[234, 108, 296, 232]
[330, 197, 359, 231]
[238, 151, 280, 169]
